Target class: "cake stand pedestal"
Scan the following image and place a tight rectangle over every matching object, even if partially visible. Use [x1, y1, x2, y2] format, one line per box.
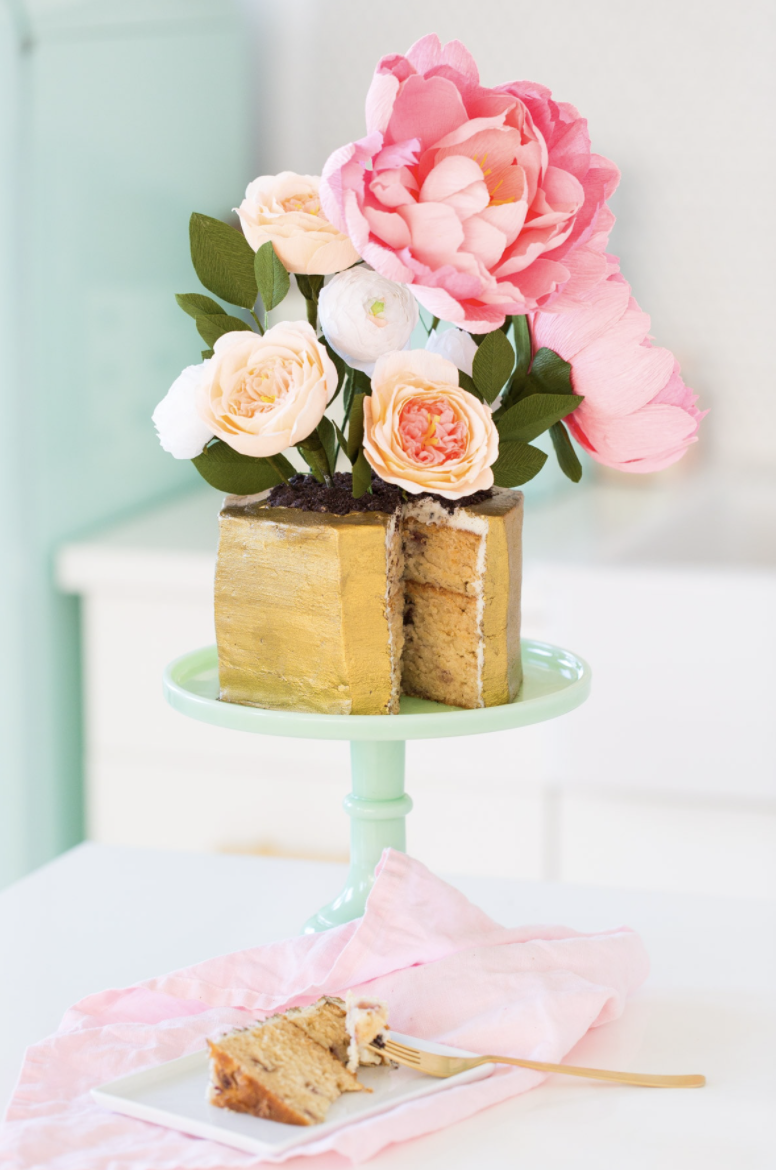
[163, 639, 590, 933]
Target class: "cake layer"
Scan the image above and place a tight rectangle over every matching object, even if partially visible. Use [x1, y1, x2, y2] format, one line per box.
[285, 997, 350, 1065]
[215, 495, 403, 714]
[207, 1016, 363, 1126]
[402, 517, 481, 597]
[402, 579, 480, 709]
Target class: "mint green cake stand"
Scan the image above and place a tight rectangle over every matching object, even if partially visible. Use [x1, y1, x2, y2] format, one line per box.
[163, 639, 590, 933]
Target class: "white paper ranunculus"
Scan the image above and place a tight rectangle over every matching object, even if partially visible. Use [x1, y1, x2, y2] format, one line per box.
[318, 267, 419, 375]
[424, 328, 478, 377]
[152, 362, 214, 459]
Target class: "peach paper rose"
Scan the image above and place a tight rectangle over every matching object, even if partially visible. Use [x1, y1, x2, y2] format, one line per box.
[321, 35, 619, 332]
[363, 349, 498, 498]
[236, 172, 360, 275]
[197, 322, 337, 458]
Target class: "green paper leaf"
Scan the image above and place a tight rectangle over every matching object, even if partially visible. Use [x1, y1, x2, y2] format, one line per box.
[344, 369, 372, 427]
[296, 430, 330, 482]
[195, 312, 253, 349]
[352, 448, 372, 498]
[550, 421, 583, 482]
[352, 369, 372, 395]
[527, 347, 574, 396]
[201, 348, 214, 360]
[497, 393, 581, 443]
[324, 341, 347, 382]
[458, 370, 484, 401]
[192, 440, 293, 494]
[254, 241, 290, 311]
[176, 293, 226, 319]
[511, 314, 531, 383]
[491, 440, 548, 487]
[317, 416, 337, 478]
[189, 213, 258, 309]
[472, 329, 515, 403]
[323, 343, 348, 407]
[347, 393, 366, 463]
[332, 420, 349, 462]
[295, 274, 324, 302]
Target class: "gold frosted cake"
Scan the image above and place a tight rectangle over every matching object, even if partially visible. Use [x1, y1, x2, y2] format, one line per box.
[214, 474, 522, 715]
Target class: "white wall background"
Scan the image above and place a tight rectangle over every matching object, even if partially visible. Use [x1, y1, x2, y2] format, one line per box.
[253, 0, 775, 474]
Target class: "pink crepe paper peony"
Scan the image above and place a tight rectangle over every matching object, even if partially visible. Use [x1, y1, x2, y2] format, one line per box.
[531, 273, 706, 472]
[320, 34, 619, 334]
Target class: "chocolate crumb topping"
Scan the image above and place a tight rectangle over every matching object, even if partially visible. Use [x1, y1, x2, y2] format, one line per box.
[267, 472, 493, 516]
[267, 472, 401, 515]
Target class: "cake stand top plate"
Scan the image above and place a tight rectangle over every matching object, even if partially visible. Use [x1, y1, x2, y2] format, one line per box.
[163, 640, 590, 742]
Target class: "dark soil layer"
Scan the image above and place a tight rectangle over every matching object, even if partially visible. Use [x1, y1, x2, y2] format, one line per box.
[267, 473, 401, 515]
[267, 472, 493, 516]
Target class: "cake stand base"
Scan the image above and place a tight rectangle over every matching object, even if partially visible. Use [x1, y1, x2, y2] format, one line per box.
[163, 640, 590, 932]
[303, 741, 410, 932]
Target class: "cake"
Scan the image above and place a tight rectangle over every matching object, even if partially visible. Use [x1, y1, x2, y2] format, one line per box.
[207, 995, 390, 1125]
[214, 475, 523, 714]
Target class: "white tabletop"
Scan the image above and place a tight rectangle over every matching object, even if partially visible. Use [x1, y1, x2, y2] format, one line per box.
[2, 844, 774, 1168]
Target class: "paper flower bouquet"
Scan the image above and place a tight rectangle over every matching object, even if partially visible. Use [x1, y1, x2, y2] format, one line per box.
[153, 35, 705, 716]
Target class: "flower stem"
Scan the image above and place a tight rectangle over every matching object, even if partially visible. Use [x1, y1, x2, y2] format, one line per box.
[266, 455, 292, 486]
[250, 309, 265, 335]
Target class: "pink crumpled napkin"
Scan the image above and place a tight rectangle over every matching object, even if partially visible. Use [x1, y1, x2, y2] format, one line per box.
[1, 850, 648, 1167]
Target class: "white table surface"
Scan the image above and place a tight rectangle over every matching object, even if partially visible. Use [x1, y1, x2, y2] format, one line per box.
[1, 843, 774, 1168]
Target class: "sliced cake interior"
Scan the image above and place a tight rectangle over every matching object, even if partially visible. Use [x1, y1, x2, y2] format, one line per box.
[285, 996, 351, 1065]
[207, 1015, 362, 1127]
[401, 497, 488, 709]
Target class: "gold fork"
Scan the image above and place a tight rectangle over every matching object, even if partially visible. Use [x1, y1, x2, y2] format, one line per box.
[371, 1038, 705, 1089]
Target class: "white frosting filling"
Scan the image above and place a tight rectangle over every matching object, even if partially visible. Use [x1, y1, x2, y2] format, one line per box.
[345, 991, 390, 1072]
[402, 497, 488, 708]
[402, 496, 489, 537]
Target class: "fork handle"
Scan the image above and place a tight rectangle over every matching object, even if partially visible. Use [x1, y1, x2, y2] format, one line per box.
[484, 1056, 705, 1088]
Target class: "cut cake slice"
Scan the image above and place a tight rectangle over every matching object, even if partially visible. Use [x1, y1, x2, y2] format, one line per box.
[207, 1014, 363, 1126]
[207, 995, 391, 1125]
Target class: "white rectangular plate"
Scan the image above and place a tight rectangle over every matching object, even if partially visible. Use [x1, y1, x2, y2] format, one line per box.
[91, 1032, 495, 1157]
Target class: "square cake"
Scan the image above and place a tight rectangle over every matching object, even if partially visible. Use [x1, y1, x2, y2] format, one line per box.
[214, 482, 523, 715]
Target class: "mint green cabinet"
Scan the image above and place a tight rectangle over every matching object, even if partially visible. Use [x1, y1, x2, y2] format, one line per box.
[0, 0, 252, 885]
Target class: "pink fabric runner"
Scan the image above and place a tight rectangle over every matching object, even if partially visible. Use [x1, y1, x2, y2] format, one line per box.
[1, 850, 648, 1167]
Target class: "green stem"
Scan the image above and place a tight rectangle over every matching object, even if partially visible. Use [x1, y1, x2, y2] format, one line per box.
[494, 314, 533, 418]
[266, 455, 292, 486]
[297, 436, 332, 486]
[250, 309, 265, 335]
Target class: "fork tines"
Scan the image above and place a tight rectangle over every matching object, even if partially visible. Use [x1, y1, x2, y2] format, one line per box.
[371, 1039, 421, 1064]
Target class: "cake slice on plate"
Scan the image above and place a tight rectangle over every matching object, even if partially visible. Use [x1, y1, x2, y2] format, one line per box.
[207, 994, 391, 1125]
[207, 1014, 363, 1126]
